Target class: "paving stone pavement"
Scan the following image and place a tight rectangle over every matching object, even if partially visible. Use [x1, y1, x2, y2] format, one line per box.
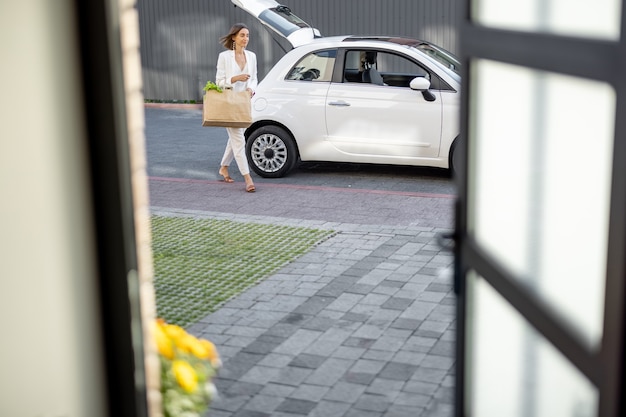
[152, 199, 456, 417]
[146, 105, 458, 416]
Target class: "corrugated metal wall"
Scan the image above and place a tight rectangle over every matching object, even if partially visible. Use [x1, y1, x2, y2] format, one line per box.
[137, 0, 459, 101]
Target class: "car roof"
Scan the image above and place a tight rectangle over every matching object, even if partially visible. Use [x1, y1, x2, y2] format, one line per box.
[342, 35, 430, 46]
[302, 35, 454, 55]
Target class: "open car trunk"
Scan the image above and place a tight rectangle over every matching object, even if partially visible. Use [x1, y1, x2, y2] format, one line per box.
[231, 0, 321, 48]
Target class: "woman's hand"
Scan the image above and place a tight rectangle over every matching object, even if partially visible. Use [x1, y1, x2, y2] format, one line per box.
[231, 74, 251, 83]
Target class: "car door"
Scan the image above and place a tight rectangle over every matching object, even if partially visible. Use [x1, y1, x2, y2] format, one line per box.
[325, 49, 442, 160]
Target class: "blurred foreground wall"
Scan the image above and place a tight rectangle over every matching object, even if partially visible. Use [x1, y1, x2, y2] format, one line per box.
[0, 1, 107, 415]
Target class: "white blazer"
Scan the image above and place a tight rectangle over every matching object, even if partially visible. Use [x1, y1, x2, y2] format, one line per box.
[215, 49, 258, 92]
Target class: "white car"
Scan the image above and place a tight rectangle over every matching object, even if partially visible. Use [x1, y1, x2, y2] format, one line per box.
[233, 0, 461, 178]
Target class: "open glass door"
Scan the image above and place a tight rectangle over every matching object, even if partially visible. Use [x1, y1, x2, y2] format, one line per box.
[456, 1, 626, 416]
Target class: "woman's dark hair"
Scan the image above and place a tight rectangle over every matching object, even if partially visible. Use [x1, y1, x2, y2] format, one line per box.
[219, 23, 249, 49]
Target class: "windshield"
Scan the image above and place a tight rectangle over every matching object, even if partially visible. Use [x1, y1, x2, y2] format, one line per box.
[414, 43, 461, 76]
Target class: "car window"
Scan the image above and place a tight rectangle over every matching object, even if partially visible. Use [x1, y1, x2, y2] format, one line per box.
[343, 49, 430, 88]
[285, 49, 337, 82]
[414, 43, 461, 76]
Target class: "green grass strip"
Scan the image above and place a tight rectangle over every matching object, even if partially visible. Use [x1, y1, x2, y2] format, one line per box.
[151, 216, 334, 327]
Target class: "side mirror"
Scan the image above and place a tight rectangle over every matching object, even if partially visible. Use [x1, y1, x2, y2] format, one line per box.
[410, 77, 436, 102]
[409, 77, 431, 90]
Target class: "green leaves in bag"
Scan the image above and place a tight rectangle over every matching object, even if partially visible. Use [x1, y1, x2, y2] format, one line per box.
[203, 81, 223, 93]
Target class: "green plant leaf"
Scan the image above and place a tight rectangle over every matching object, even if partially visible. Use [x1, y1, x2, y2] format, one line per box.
[203, 81, 223, 93]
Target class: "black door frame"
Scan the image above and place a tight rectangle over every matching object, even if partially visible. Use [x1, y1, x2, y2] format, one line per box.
[455, 2, 626, 416]
[74, 0, 149, 416]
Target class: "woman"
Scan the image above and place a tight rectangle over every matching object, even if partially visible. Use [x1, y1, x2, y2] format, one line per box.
[215, 23, 258, 192]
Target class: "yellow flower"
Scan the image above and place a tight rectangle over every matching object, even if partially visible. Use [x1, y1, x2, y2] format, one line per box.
[163, 323, 186, 341]
[186, 335, 210, 359]
[172, 360, 198, 393]
[173, 333, 196, 354]
[200, 339, 220, 367]
[154, 321, 174, 360]
[157, 319, 219, 416]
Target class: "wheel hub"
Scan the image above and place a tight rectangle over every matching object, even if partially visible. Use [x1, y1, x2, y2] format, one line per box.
[250, 133, 289, 174]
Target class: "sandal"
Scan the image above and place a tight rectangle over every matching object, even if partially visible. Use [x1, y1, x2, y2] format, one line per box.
[218, 166, 234, 183]
[246, 184, 256, 193]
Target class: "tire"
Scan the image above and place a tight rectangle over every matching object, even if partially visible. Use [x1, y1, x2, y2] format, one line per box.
[246, 125, 298, 178]
[449, 137, 463, 179]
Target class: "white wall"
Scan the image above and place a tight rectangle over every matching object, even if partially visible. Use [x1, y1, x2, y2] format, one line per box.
[0, 1, 107, 416]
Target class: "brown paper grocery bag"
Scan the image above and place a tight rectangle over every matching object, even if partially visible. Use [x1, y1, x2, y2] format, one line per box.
[202, 89, 252, 128]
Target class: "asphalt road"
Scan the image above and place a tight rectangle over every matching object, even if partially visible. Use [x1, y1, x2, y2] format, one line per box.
[145, 106, 457, 228]
[145, 107, 457, 194]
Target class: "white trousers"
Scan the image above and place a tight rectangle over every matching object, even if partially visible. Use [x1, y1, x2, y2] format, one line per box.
[220, 127, 250, 176]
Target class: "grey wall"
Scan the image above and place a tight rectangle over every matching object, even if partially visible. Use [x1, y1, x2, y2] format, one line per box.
[137, 0, 460, 101]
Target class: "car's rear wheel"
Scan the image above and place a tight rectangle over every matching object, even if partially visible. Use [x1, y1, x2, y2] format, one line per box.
[449, 137, 462, 179]
[246, 125, 298, 178]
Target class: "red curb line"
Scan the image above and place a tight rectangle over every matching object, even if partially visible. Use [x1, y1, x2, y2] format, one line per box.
[149, 176, 456, 199]
[145, 103, 202, 109]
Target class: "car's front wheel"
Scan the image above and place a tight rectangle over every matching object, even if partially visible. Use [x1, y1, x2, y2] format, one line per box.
[246, 126, 298, 178]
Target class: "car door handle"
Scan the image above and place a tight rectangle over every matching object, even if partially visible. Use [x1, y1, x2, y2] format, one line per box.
[328, 101, 351, 107]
